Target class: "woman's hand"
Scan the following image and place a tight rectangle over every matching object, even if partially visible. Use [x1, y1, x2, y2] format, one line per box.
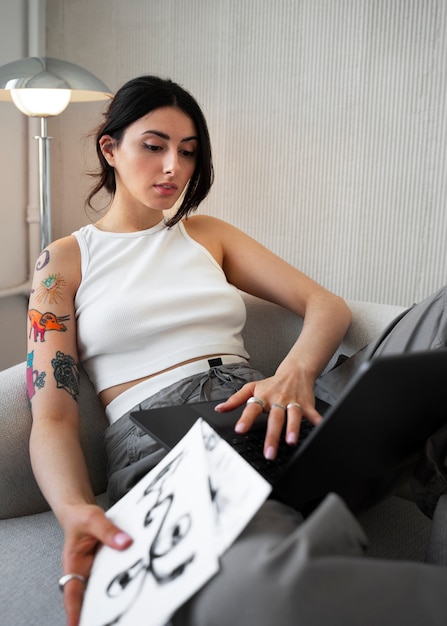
[60, 503, 133, 626]
[215, 371, 323, 461]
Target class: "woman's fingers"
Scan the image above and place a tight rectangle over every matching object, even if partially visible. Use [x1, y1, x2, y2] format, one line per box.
[263, 403, 288, 460]
[217, 381, 324, 461]
[89, 511, 133, 551]
[214, 381, 257, 412]
[64, 577, 88, 626]
[283, 403, 304, 445]
[61, 506, 133, 626]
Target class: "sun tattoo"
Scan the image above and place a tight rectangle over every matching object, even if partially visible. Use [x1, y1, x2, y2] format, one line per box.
[35, 273, 67, 305]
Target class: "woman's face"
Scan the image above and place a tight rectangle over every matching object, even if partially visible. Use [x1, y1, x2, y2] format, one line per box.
[102, 106, 198, 215]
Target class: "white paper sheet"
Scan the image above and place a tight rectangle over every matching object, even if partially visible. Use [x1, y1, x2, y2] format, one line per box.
[80, 418, 271, 626]
[199, 419, 272, 555]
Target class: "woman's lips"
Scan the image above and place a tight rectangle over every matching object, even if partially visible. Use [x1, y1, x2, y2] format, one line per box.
[154, 183, 178, 197]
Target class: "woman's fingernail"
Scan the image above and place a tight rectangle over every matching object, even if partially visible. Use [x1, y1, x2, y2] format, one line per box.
[235, 422, 247, 433]
[114, 532, 132, 547]
[287, 432, 298, 445]
[214, 403, 224, 411]
[265, 446, 276, 461]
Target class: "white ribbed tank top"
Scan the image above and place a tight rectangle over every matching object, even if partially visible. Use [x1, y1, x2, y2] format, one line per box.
[73, 220, 249, 394]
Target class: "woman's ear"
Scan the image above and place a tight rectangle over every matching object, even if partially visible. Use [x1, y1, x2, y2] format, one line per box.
[99, 135, 116, 165]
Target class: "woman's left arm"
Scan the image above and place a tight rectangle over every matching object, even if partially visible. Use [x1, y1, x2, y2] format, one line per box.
[185, 215, 352, 459]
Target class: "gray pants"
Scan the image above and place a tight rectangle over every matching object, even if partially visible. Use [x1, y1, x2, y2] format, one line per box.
[104, 286, 447, 626]
[175, 495, 447, 626]
[314, 284, 447, 407]
[104, 362, 265, 503]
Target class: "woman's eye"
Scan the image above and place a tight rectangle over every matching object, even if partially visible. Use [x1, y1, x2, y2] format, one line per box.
[180, 149, 196, 158]
[144, 144, 162, 152]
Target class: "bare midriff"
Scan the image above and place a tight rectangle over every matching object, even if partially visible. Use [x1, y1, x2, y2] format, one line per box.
[99, 353, 235, 408]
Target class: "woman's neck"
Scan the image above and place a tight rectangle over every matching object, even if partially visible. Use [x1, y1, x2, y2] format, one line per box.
[94, 200, 165, 233]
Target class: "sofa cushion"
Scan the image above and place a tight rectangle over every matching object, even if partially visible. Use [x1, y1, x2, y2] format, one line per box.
[0, 491, 110, 626]
[0, 509, 65, 625]
[0, 363, 109, 519]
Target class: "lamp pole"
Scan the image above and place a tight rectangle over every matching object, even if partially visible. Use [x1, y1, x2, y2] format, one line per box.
[35, 116, 52, 250]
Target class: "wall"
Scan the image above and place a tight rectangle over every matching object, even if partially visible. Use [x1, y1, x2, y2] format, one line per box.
[45, 0, 447, 308]
[1, 1, 446, 370]
[0, 0, 30, 370]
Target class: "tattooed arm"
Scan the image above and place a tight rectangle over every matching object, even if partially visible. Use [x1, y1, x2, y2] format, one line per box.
[27, 237, 132, 626]
[28, 238, 92, 516]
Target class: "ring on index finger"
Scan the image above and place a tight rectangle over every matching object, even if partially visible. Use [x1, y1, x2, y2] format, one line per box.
[287, 402, 303, 411]
[246, 396, 266, 409]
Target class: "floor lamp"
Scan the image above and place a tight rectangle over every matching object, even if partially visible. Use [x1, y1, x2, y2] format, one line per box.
[0, 57, 112, 250]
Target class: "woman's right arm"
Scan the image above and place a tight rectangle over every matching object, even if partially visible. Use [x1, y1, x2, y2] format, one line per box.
[27, 237, 132, 626]
[28, 236, 93, 517]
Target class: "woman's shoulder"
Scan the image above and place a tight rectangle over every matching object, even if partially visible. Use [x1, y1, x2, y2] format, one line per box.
[44, 234, 80, 261]
[34, 235, 82, 291]
[182, 214, 240, 237]
[181, 215, 235, 264]
[183, 213, 221, 227]
[183, 215, 258, 251]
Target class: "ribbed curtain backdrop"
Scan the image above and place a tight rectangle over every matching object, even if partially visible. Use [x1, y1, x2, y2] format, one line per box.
[47, 0, 447, 306]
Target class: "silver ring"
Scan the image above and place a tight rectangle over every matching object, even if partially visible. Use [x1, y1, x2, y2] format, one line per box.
[246, 396, 266, 409]
[287, 402, 303, 410]
[58, 573, 87, 592]
[271, 403, 286, 411]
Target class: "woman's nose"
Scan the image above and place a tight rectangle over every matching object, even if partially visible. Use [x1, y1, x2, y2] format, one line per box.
[163, 150, 179, 175]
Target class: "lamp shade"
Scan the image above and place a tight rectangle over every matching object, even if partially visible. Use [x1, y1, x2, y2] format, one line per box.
[0, 56, 112, 116]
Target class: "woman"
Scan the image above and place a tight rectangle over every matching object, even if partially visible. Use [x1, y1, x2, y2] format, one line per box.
[27, 75, 351, 624]
[28, 76, 447, 626]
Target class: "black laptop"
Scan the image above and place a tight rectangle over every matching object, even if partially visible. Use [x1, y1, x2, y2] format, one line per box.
[131, 350, 447, 514]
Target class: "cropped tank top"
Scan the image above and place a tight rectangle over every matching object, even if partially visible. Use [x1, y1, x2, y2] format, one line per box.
[73, 221, 249, 394]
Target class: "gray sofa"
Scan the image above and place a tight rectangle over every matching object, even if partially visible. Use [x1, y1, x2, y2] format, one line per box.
[0, 294, 434, 625]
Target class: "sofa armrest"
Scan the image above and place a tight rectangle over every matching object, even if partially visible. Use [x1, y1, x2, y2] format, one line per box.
[0, 362, 108, 519]
[0, 362, 45, 519]
[340, 300, 407, 356]
[242, 293, 406, 377]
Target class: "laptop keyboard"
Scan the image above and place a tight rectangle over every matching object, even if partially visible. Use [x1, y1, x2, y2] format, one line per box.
[226, 420, 315, 481]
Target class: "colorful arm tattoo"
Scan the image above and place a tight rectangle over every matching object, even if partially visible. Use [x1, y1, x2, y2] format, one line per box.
[35, 273, 67, 305]
[28, 309, 70, 342]
[26, 351, 46, 400]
